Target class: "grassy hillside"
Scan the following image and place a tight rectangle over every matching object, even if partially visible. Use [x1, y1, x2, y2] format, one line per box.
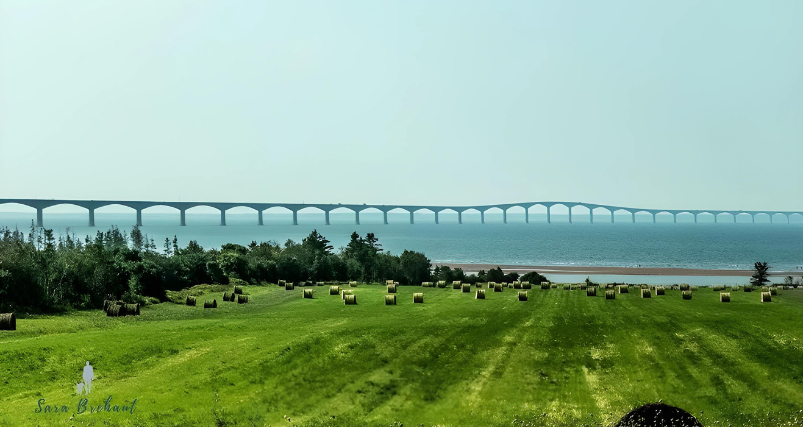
[1, 284, 802, 427]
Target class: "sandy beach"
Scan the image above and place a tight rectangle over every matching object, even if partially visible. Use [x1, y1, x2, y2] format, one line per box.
[435, 263, 803, 277]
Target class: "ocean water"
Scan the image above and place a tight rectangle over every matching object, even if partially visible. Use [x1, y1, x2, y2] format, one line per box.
[2, 210, 801, 281]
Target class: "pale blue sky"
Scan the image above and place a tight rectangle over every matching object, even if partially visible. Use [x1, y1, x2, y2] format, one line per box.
[1, 0, 801, 212]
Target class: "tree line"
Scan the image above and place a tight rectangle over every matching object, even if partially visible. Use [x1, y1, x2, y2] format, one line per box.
[0, 223, 432, 313]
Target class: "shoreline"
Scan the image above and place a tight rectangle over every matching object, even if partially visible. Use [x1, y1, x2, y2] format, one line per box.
[434, 263, 803, 277]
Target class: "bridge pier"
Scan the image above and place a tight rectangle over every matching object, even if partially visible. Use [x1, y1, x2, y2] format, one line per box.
[355, 211, 360, 225]
[673, 213, 677, 224]
[36, 208, 43, 227]
[180, 210, 186, 226]
[733, 214, 736, 224]
[714, 214, 718, 223]
[220, 210, 226, 226]
[652, 213, 656, 223]
[611, 211, 614, 223]
[631, 212, 635, 223]
[694, 213, 697, 223]
[88, 209, 95, 227]
[568, 208, 572, 224]
[383, 211, 388, 225]
[770, 214, 773, 224]
[258, 210, 263, 226]
[136, 209, 142, 226]
[525, 209, 529, 224]
[293, 210, 299, 225]
[751, 214, 754, 223]
[435, 211, 439, 224]
[787, 214, 790, 224]
[409, 211, 414, 224]
[589, 209, 593, 224]
[458, 211, 462, 224]
[546, 206, 551, 224]
[325, 210, 330, 225]
[481, 211, 485, 224]
[503, 209, 507, 224]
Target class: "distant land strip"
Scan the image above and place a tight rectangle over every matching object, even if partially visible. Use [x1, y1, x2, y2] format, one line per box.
[435, 263, 803, 277]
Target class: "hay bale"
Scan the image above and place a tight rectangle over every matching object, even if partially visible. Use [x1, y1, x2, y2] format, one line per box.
[0, 313, 17, 331]
[641, 288, 652, 299]
[278, 280, 286, 286]
[461, 283, 471, 293]
[680, 283, 690, 291]
[421, 282, 434, 288]
[344, 294, 357, 305]
[387, 284, 397, 293]
[223, 292, 234, 301]
[656, 287, 665, 296]
[513, 282, 522, 289]
[550, 283, 558, 289]
[618, 285, 629, 294]
[587, 287, 597, 297]
[303, 289, 313, 299]
[682, 290, 692, 300]
[233, 285, 243, 295]
[285, 282, 294, 291]
[329, 286, 341, 295]
[103, 299, 114, 312]
[563, 284, 571, 290]
[340, 290, 352, 300]
[770, 287, 779, 296]
[185, 296, 197, 306]
[237, 294, 249, 304]
[204, 299, 217, 308]
[475, 282, 484, 289]
[522, 282, 532, 289]
[761, 291, 772, 303]
[124, 303, 140, 316]
[413, 293, 424, 303]
[437, 281, 447, 288]
[386, 280, 394, 285]
[493, 283, 503, 292]
[349, 281, 358, 287]
[316, 281, 323, 286]
[518, 291, 528, 301]
[385, 295, 396, 305]
[606, 290, 615, 299]
[106, 304, 126, 317]
[720, 292, 730, 302]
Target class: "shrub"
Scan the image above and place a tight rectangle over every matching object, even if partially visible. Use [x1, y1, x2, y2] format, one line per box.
[461, 283, 471, 293]
[303, 289, 313, 299]
[385, 295, 396, 305]
[682, 290, 692, 300]
[0, 313, 16, 331]
[518, 291, 528, 301]
[720, 292, 730, 302]
[587, 287, 597, 297]
[606, 290, 615, 299]
[329, 286, 340, 295]
[344, 294, 357, 305]
[744, 286, 753, 292]
[761, 292, 772, 303]
[475, 289, 486, 300]
[387, 284, 397, 293]
[413, 293, 424, 303]
[641, 289, 652, 299]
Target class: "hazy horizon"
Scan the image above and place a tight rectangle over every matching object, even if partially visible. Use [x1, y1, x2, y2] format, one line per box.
[2, 1, 801, 211]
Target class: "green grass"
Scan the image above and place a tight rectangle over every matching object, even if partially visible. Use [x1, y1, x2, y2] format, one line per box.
[2, 285, 803, 426]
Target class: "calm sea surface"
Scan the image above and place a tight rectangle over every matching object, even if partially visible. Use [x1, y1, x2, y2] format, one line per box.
[1, 211, 801, 285]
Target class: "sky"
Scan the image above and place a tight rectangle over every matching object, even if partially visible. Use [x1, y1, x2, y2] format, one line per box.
[1, 0, 802, 212]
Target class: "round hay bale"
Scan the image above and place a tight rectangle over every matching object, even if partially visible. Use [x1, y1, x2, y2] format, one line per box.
[452, 281, 461, 289]
[475, 283, 484, 289]
[386, 280, 394, 285]
[614, 402, 702, 427]
[761, 291, 772, 303]
[540, 281, 550, 289]
[518, 291, 528, 301]
[106, 304, 126, 317]
[204, 299, 217, 309]
[522, 282, 532, 289]
[349, 281, 358, 287]
[344, 294, 357, 305]
[285, 283, 294, 291]
[233, 286, 243, 295]
[238, 294, 249, 304]
[641, 288, 652, 299]
[186, 296, 197, 306]
[656, 287, 665, 296]
[125, 303, 140, 316]
[770, 287, 778, 296]
[223, 292, 233, 301]
[385, 295, 396, 305]
[587, 287, 597, 297]
[513, 282, 522, 289]
[103, 300, 114, 312]
[413, 293, 424, 303]
[329, 286, 340, 295]
[563, 284, 571, 290]
[303, 289, 313, 299]
[720, 292, 730, 302]
[618, 285, 629, 294]
[387, 284, 397, 293]
[493, 283, 503, 293]
[0, 313, 17, 331]
[461, 283, 471, 293]
[606, 290, 615, 299]
[278, 279, 286, 286]
[679, 283, 690, 291]
[682, 290, 692, 300]
[340, 290, 352, 300]
[475, 289, 486, 300]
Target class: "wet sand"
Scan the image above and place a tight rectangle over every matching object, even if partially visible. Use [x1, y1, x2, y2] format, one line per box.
[435, 263, 803, 277]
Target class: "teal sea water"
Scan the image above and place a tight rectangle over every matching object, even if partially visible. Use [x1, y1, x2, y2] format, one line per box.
[1, 211, 801, 285]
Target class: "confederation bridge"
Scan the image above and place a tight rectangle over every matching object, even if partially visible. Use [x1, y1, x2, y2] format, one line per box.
[2, 199, 801, 227]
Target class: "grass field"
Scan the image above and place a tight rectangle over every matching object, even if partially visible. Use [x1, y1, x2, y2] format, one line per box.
[2, 284, 803, 427]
